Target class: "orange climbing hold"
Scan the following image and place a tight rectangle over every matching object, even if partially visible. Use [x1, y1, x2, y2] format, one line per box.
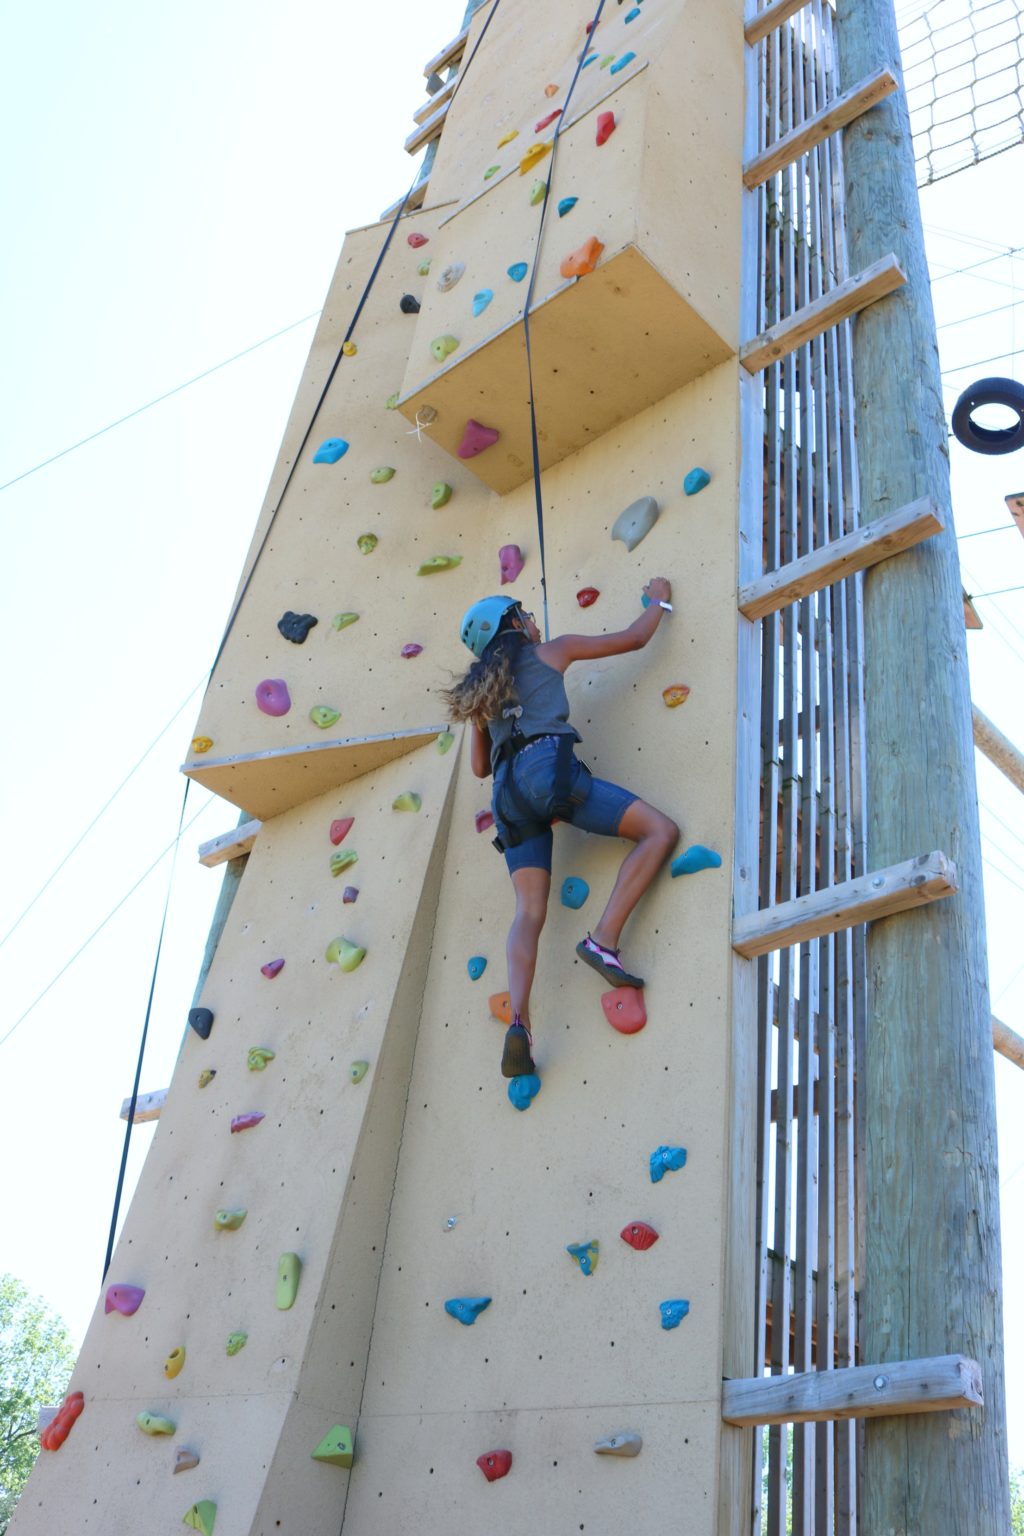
[560, 236, 605, 279]
[489, 992, 513, 1025]
[544, 83, 560, 97]
[40, 1391, 85, 1451]
[596, 110, 616, 146]
[662, 685, 691, 709]
[519, 141, 552, 176]
[601, 987, 647, 1035]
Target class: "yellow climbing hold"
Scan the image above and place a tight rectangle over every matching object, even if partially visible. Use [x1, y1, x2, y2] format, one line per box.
[497, 128, 519, 147]
[191, 736, 213, 754]
[392, 791, 422, 813]
[519, 142, 552, 176]
[342, 340, 357, 356]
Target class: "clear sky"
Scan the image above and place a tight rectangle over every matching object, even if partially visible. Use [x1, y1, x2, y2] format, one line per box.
[1, 0, 1022, 1473]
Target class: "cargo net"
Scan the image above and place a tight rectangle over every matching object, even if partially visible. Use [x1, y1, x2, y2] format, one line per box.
[899, 0, 1024, 185]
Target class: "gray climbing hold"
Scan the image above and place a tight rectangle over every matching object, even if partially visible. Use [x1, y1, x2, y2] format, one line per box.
[611, 496, 660, 552]
[400, 294, 421, 315]
[594, 1432, 642, 1457]
[277, 612, 318, 644]
[437, 261, 466, 292]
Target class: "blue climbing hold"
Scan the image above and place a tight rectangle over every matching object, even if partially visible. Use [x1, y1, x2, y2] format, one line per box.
[444, 1296, 492, 1325]
[507, 262, 528, 283]
[581, 51, 599, 67]
[610, 52, 636, 74]
[566, 1239, 599, 1276]
[467, 956, 487, 980]
[473, 289, 494, 317]
[624, 6, 641, 19]
[660, 1299, 690, 1330]
[671, 845, 723, 877]
[561, 877, 590, 910]
[313, 438, 349, 464]
[508, 1073, 542, 1111]
[557, 197, 578, 218]
[684, 467, 711, 496]
[650, 1145, 687, 1183]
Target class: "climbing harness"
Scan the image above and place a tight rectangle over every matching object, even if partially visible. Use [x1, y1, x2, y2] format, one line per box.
[491, 728, 592, 851]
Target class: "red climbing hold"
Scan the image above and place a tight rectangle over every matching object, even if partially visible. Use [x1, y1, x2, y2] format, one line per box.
[407, 232, 429, 248]
[261, 959, 285, 980]
[577, 587, 600, 608]
[596, 111, 616, 146]
[601, 987, 647, 1034]
[40, 1391, 85, 1451]
[477, 1449, 512, 1482]
[620, 1221, 660, 1251]
[560, 236, 605, 279]
[330, 818, 354, 846]
[535, 109, 562, 132]
[475, 810, 495, 834]
[230, 1112, 265, 1134]
[458, 419, 500, 459]
[489, 992, 513, 1025]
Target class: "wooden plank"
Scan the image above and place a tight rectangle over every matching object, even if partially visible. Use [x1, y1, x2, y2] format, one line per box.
[743, 67, 899, 188]
[378, 179, 429, 223]
[413, 75, 457, 126]
[745, 0, 813, 46]
[972, 705, 1024, 795]
[423, 24, 468, 79]
[1007, 491, 1024, 539]
[993, 1015, 1024, 1070]
[198, 818, 261, 869]
[738, 497, 944, 620]
[405, 98, 450, 156]
[119, 1088, 167, 1124]
[732, 850, 958, 959]
[963, 590, 984, 630]
[722, 1354, 983, 1426]
[740, 254, 907, 374]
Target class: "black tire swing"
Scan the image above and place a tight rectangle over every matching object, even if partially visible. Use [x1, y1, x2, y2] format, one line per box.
[951, 376, 1024, 455]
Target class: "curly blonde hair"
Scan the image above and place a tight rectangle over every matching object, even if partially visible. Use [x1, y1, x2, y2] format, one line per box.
[440, 631, 526, 729]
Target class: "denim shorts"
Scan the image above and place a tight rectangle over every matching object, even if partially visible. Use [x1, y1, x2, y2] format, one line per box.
[491, 736, 639, 874]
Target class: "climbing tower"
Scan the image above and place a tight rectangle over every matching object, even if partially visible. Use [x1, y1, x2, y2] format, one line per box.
[14, 0, 1008, 1533]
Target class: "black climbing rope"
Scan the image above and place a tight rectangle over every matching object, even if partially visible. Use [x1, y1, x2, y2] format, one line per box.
[102, 777, 191, 1282]
[520, 0, 610, 641]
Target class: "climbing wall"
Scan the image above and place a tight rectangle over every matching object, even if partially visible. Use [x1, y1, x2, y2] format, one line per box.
[12, 1, 748, 1533]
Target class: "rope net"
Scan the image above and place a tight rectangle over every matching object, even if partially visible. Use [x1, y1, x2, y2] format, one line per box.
[898, 0, 1024, 185]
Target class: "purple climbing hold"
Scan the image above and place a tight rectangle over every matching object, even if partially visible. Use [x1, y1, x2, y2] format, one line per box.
[104, 1284, 145, 1316]
[401, 643, 424, 658]
[458, 420, 500, 459]
[255, 679, 291, 717]
[499, 544, 525, 583]
[230, 1112, 265, 1134]
[342, 886, 359, 904]
[261, 959, 285, 979]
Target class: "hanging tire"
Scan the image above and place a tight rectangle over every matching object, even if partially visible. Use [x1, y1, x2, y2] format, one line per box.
[951, 376, 1024, 455]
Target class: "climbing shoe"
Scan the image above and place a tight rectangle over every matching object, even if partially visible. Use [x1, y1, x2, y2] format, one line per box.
[575, 934, 645, 989]
[501, 1016, 536, 1078]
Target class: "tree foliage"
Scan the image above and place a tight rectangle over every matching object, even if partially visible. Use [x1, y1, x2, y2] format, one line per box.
[0, 1275, 76, 1536]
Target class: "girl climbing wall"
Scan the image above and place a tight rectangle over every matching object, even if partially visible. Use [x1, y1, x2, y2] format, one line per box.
[442, 586, 679, 1079]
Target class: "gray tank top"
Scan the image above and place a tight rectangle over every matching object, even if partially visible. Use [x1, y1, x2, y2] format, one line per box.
[487, 643, 581, 773]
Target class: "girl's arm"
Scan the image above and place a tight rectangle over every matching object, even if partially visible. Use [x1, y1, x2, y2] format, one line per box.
[537, 577, 672, 674]
[471, 720, 492, 778]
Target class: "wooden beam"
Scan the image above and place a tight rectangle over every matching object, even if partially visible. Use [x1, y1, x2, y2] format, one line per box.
[742, 67, 899, 189]
[405, 98, 450, 156]
[119, 1089, 167, 1124]
[738, 497, 943, 621]
[423, 24, 468, 79]
[413, 75, 457, 126]
[379, 179, 429, 223]
[732, 850, 957, 960]
[963, 590, 984, 630]
[1007, 491, 1024, 539]
[722, 1354, 983, 1427]
[744, 0, 813, 46]
[198, 819, 261, 869]
[972, 705, 1024, 796]
[739, 254, 907, 374]
[993, 1015, 1024, 1070]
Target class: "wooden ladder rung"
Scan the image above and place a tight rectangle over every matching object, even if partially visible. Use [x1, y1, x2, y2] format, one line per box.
[744, 0, 813, 47]
[405, 97, 451, 156]
[722, 1354, 983, 1426]
[120, 1089, 168, 1124]
[743, 67, 899, 189]
[423, 24, 468, 80]
[738, 497, 943, 621]
[379, 179, 430, 223]
[198, 819, 261, 869]
[740, 253, 907, 374]
[732, 850, 958, 959]
[413, 74, 458, 126]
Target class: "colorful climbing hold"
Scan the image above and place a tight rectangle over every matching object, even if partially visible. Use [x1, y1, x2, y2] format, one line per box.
[191, 736, 213, 754]
[332, 611, 359, 630]
[416, 258, 432, 276]
[310, 705, 340, 730]
[416, 555, 462, 579]
[483, 165, 500, 180]
[430, 334, 459, 363]
[392, 790, 422, 812]
[624, 5, 641, 19]
[535, 109, 562, 131]
[508, 1073, 542, 1111]
[329, 848, 357, 877]
[596, 110, 616, 145]
[477, 1449, 513, 1481]
[137, 1412, 176, 1436]
[599, 54, 615, 68]
[330, 817, 354, 845]
[225, 1331, 247, 1355]
[662, 685, 690, 709]
[506, 262, 528, 283]
[385, 392, 399, 409]
[601, 987, 647, 1034]
[594, 1432, 642, 1456]
[342, 886, 358, 904]
[357, 533, 378, 555]
[577, 586, 600, 607]
[671, 845, 722, 877]
[182, 1500, 217, 1535]
[560, 235, 605, 278]
[611, 495, 660, 552]
[230, 1112, 265, 1133]
[497, 128, 519, 148]
[544, 82, 560, 96]
[256, 679, 291, 717]
[174, 1448, 200, 1474]
[39, 1391, 84, 1452]
[164, 1347, 186, 1380]
[399, 294, 420, 314]
[247, 1047, 275, 1072]
[313, 439, 348, 464]
[610, 51, 636, 74]
[621, 1221, 659, 1250]
[325, 937, 366, 972]
[260, 958, 285, 979]
[489, 992, 513, 1024]
[276, 1252, 302, 1310]
[341, 340, 357, 356]
[312, 1426, 354, 1467]
[401, 642, 424, 658]
[436, 730, 455, 754]
[684, 467, 711, 496]
[566, 1239, 599, 1275]
[475, 809, 495, 833]
[459, 420, 500, 459]
[529, 179, 547, 206]
[581, 51, 599, 67]
[557, 196, 578, 218]
[407, 232, 429, 248]
[189, 1008, 214, 1040]
[370, 466, 396, 484]
[431, 481, 453, 508]
[105, 1284, 145, 1316]
[197, 1069, 216, 1089]
[499, 543, 525, 583]
[561, 876, 590, 910]
[350, 1060, 369, 1083]
[472, 289, 493, 317]
[213, 1208, 247, 1231]
[445, 1296, 491, 1325]
[437, 261, 466, 292]
[519, 141, 552, 176]
[650, 1145, 687, 1182]
[467, 956, 487, 980]
[660, 1299, 690, 1330]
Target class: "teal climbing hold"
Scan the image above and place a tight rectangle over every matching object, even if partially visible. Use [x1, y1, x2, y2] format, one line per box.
[557, 197, 578, 217]
[467, 956, 487, 980]
[684, 467, 711, 495]
[581, 51, 599, 66]
[624, 6, 641, 19]
[473, 289, 493, 317]
[660, 1299, 690, 1330]
[566, 1239, 599, 1276]
[507, 262, 528, 282]
[610, 51, 636, 73]
[671, 845, 722, 877]
[561, 877, 590, 910]
[313, 439, 348, 464]
[650, 1145, 687, 1183]
[508, 1073, 541, 1111]
[444, 1296, 491, 1325]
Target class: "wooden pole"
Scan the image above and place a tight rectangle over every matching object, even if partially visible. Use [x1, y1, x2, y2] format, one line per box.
[836, 2, 1010, 1528]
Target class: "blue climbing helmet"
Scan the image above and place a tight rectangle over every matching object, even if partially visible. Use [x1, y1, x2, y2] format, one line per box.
[460, 595, 521, 659]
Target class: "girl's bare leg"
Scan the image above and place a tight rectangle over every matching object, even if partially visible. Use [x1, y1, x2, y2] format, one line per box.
[507, 867, 551, 1028]
[589, 800, 679, 951]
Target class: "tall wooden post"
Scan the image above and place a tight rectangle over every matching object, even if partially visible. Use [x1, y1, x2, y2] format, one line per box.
[837, 1, 1010, 1528]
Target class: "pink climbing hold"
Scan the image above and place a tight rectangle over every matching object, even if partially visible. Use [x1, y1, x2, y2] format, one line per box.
[601, 987, 647, 1035]
[458, 419, 500, 459]
[330, 817, 354, 846]
[261, 958, 285, 979]
[596, 110, 616, 146]
[499, 544, 525, 583]
[255, 679, 291, 717]
[407, 232, 429, 248]
[104, 1284, 145, 1316]
[475, 810, 495, 834]
[535, 109, 561, 132]
[230, 1112, 265, 1134]
[401, 643, 424, 658]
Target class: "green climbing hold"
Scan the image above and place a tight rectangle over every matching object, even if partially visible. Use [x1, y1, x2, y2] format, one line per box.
[370, 466, 396, 484]
[417, 555, 462, 575]
[330, 848, 358, 877]
[183, 1501, 217, 1535]
[325, 937, 366, 972]
[436, 730, 455, 754]
[430, 334, 459, 363]
[529, 179, 547, 205]
[226, 1332, 247, 1356]
[385, 393, 399, 410]
[599, 54, 614, 68]
[137, 1412, 176, 1436]
[247, 1046, 275, 1072]
[416, 258, 432, 276]
[357, 533, 378, 555]
[392, 791, 422, 812]
[310, 706, 340, 730]
[350, 1060, 369, 1083]
[684, 467, 711, 495]
[332, 612, 359, 631]
[431, 482, 453, 509]
[214, 1208, 247, 1231]
[276, 1252, 302, 1310]
[312, 1425, 354, 1468]
[484, 165, 500, 179]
